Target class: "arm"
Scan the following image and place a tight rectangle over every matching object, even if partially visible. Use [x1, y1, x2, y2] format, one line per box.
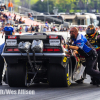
[65, 45, 79, 50]
[65, 39, 84, 51]
[12, 28, 15, 35]
[13, 32, 15, 35]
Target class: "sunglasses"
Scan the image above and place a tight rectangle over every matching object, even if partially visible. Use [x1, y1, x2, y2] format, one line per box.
[70, 31, 74, 33]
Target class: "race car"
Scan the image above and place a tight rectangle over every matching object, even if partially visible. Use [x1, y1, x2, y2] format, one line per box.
[2, 33, 86, 87]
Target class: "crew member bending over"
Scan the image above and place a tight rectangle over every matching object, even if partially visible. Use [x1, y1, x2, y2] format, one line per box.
[65, 27, 100, 86]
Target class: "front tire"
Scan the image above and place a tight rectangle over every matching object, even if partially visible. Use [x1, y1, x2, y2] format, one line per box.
[48, 58, 72, 87]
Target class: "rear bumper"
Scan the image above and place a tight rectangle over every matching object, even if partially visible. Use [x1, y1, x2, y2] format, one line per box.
[2, 53, 66, 56]
[2, 53, 66, 64]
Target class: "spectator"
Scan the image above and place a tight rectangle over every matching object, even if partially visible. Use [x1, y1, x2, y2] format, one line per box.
[46, 26, 51, 32]
[0, 5, 4, 11]
[30, 15, 34, 20]
[13, 14, 16, 21]
[35, 25, 39, 32]
[60, 27, 64, 31]
[51, 27, 54, 32]
[19, 17, 25, 24]
[1, 16, 5, 23]
[4, 4, 6, 10]
[0, 11, 2, 16]
[3, 14, 8, 20]
[7, 13, 12, 23]
[45, 21, 49, 27]
[28, 13, 31, 18]
[25, 25, 29, 32]
[3, 22, 15, 36]
[63, 27, 67, 31]
[15, 19, 19, 24]
[53, 26, 58, 32]
[43, 26, 47, 32]
[8, 1, 13, 12]
[31, 25, 35, 32]
[19, 17, 22, 24]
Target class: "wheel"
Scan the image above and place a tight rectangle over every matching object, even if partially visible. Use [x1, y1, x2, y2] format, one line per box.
[7, 63, 27, 87]
[48, 58, 72, 87]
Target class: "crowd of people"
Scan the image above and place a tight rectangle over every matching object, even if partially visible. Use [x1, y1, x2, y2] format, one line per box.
[0, 4, 6, 11]
[0, 10, 70, 34]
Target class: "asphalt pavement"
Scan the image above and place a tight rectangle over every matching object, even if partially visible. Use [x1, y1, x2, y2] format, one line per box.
[0, 75, 100, 100]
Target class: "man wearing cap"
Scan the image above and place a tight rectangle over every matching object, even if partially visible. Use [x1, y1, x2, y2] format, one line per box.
[3, 22, 15, 36]
[65, 27, 100, 86]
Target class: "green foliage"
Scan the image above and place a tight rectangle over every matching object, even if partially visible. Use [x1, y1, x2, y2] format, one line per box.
[14, 0, 100, 13]
[31, 0, 54, 13]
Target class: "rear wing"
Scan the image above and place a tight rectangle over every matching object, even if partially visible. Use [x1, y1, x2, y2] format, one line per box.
[5, 34, 63, 47]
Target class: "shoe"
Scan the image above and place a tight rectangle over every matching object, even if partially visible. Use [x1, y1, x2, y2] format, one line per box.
[90, 80, 97, 85]
[0, 82, 2, 85]
[97, 84, 100, 87]
[90, 78, 97, 85]
[90, 81, 93, 84]
[96, 80, 100, 87]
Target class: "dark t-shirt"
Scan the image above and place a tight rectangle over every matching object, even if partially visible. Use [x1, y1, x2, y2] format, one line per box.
[35, 26, 39, 32]
[31, 26, 34, 31]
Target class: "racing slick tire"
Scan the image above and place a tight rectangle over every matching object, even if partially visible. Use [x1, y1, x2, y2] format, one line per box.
[48, 58, 72, 87]
[7, 63, 27, 87]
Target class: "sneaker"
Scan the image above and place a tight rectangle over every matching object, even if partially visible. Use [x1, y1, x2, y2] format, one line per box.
[0, 82, 2, 85]
[96, 80, 100, 87]
[90, 78, 97, 85]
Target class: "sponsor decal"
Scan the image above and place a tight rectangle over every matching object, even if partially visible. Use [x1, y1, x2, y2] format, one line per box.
[63, 57, 67, 62]
[49, 39, 60, 46]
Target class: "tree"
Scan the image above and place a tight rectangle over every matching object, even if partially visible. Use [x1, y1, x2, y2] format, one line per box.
[31, 0, 54, 13]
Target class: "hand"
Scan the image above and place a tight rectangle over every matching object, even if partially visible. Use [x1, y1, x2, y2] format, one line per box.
[73, 50, 78, 56]
[65, 44, 68, 49]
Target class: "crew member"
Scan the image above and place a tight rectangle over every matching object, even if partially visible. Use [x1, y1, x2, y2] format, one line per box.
[1, 23, 15, 85]
[65, 27, 100, 86]
[86, 25, 100, 70]
[0, 43, 5, 85]
[85, 25, 100, 84]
